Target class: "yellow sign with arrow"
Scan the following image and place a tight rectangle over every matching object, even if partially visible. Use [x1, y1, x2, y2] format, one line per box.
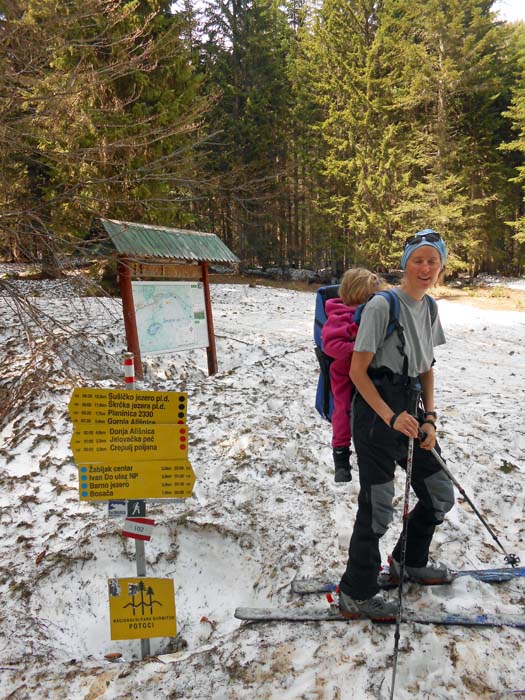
[70, 424, 188, 463]
[68, 388, 187, 426]
[78, 459, 195, 501]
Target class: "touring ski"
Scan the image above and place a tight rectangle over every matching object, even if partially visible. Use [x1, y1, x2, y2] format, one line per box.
[234, 606, 525, 627]
[291, 566, 525, 595]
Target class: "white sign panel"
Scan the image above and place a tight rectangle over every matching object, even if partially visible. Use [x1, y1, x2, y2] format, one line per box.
[132, 281, 209, 355]
[122, 517, 155, 541]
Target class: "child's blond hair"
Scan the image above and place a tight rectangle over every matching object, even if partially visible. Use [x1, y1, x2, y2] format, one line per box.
[339, 268, 384, 307]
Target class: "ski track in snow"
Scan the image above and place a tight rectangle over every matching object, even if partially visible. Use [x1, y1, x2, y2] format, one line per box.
[0, 279, 524, 700]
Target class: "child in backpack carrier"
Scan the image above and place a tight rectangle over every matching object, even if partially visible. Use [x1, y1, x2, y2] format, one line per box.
[322, 268, 385, 482]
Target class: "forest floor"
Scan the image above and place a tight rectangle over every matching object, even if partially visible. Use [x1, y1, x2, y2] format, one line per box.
[2, 262, 524, 311]
[209, 273, 525, 312]
[433, 284, 525, 311]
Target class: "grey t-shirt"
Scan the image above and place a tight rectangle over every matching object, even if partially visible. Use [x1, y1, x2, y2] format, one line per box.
[354, 288, 446, 377]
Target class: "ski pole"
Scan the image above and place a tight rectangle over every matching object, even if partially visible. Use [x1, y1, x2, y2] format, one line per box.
[390, 390, 420, 700]
[418, 430, 520, 568]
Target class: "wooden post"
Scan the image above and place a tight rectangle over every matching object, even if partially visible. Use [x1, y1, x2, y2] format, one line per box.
[201, 261, 217, 375]
[117, 257, 143, 380]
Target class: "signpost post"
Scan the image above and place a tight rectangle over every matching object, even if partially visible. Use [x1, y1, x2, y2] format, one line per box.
[121, 353, 150, 659]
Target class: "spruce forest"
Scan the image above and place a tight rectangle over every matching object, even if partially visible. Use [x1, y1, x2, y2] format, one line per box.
[1, 0, 525, 277]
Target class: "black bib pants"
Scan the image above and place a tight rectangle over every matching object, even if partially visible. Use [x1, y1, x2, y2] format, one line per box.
[339, 377, 455, 600]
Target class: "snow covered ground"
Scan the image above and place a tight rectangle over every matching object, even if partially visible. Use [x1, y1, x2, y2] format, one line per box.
[0, 275, 524, 700]
[476, 274, 525, 290]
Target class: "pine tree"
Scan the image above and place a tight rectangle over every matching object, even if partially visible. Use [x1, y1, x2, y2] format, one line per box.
[500, 20, 525, 271]
[306, 0, 416, 271]
[382, 0, 520, 274]
[198, 0, 293, 265]
[297, 0, 524, 273]
[0, 0, 207, 272]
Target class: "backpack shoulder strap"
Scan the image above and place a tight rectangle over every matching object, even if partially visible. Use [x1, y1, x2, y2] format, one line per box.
[376, 289, 399, 336]
[380, 290, 408, 378]
[354, 289, 400, 334]
[424, 294, 438, 325]
[377, 289, 409, 381]
[355, 288, 412, 383]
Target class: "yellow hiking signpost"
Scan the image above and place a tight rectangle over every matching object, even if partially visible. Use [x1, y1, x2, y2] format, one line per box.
[78, 459, 195, 500]
[70, 423, 189, 463]
[69, 387, 195, 501]
[68, 388, 187, 426]
[70, 379, 194, 655]
[108, 577, 176, 640]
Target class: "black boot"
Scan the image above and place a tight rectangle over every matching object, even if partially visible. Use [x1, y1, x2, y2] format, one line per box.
[333, 447, 352, 483]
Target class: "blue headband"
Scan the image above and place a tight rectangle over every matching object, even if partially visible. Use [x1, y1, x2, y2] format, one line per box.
[401, 229, 447, 270]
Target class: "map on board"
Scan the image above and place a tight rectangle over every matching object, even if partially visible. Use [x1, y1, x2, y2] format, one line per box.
[131, 281, 209, 355]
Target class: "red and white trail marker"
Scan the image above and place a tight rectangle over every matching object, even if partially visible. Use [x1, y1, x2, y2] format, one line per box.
[123, 353, 135, 385]
[122, 517, 155, 541]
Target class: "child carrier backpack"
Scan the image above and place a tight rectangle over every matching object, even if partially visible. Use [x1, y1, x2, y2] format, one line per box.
[314, 285, 340, 420]
[314, 287, 437, 422]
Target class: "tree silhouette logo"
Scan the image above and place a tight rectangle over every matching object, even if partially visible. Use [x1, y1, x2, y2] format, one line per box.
[123, 580, 162, 616]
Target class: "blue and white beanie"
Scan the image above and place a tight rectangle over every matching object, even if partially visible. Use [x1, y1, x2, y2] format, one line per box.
[401, 229, 448, 270]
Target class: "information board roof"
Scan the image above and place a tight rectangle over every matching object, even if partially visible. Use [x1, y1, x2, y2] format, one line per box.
[97, 218, 240, 264]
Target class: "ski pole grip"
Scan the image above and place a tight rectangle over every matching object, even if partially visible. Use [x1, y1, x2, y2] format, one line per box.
[419, 426, 438, 442]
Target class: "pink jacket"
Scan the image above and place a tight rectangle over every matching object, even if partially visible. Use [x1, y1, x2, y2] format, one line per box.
[322, 298, 358, 377]
[321, 298, 359, 446]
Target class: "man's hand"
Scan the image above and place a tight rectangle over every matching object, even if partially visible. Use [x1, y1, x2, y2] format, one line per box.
[418, 422, 437, 450]
[390, 410, 420, 438]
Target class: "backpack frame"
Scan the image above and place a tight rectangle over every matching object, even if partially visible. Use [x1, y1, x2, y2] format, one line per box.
[314, 285, 340, 420]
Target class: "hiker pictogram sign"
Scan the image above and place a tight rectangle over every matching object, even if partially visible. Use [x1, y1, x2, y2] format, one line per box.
[108, 577, 176, 640]
[127, 500, 146, 517]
